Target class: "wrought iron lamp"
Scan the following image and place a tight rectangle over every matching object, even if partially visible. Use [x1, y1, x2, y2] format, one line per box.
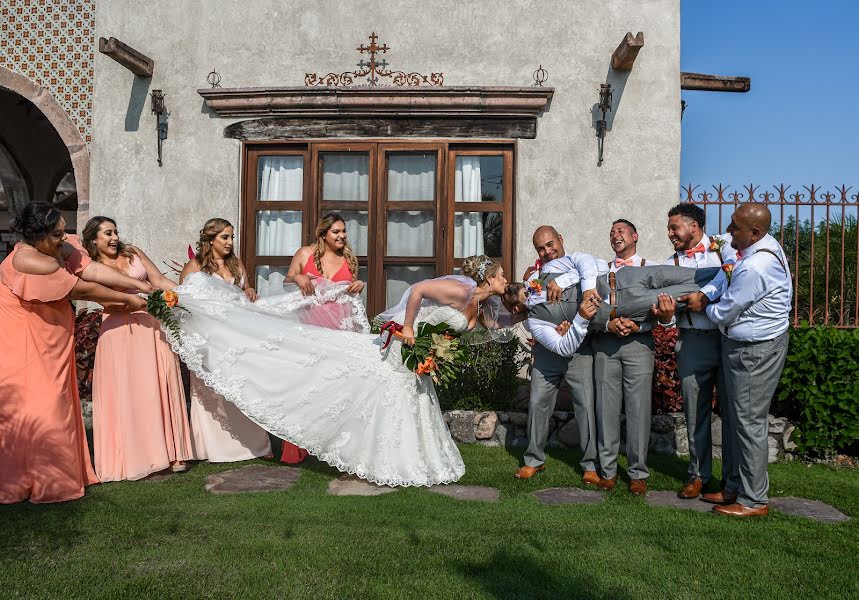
[596, 83, 612, 167]
[150, 89, 168, 167]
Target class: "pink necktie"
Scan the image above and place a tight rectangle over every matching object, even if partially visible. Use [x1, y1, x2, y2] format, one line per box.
[614, 257, 634, 268]
[684, 243, 705, 258]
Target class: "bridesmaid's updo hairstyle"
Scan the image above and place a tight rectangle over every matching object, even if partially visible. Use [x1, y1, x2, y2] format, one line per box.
[196, 218, 242, 284]
[313, 212, 358, 277]
[11, 202, 62, 245]
[82, 216, 137, 261]
[462, 255, 501, 286]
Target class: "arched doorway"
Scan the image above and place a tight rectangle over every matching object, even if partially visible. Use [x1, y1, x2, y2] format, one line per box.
[0, 66, 90, 259]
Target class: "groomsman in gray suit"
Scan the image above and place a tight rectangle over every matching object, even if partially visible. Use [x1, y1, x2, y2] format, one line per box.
[686, 203, 792, 517]
[592, 219, 673, 495]
[663, 204, 737, 500]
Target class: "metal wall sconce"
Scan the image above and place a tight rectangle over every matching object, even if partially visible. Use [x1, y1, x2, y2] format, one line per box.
[150, 89, 168, 167]
[596, 83, 612, 167]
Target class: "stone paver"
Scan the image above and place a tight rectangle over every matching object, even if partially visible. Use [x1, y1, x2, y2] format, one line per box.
[327, 475, 398, 497]
[770, 497, 851, 523]
[534, 487, 604, 505]
[427, 484, 500, 502]
[645, 491, 714, 513]
[205, 465, 300, 495]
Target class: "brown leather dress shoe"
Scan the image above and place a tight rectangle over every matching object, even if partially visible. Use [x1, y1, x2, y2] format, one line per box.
[678, 477, 703, 499]
[713, 503, 769, 517]
[629, 479, 648, 496]
[597, 475, 618, 490]
[582, 470, 600, 486]
[701, 490, 738, 505]
[514, 464, 546, 479]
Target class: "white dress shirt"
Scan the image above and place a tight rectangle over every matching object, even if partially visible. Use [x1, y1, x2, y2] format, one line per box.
[705, 234, 792, 342]
[603, 253, 665, 331]
[663, 233, 737, 330]
[525, 313, 590, 358]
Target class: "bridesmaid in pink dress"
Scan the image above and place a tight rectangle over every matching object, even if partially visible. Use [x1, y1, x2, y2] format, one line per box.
[1, 203, 149, 503]
[180, 218, 272, 462]
[83, 217, 194, 481]
[280, 213, 365, 464]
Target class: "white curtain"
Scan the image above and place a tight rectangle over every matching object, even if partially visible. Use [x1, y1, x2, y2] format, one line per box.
[339, 211, 369, 257]
[256, 156, 304, 296]
[454, 157, 485, 258]
[256, 266, 289, 298]
[385, 265, 435, 309]
[259, 156, 303, 201]
[387, 212, 434, 256]
[386, 154, 436, 257]
[322, 155, 369, 201]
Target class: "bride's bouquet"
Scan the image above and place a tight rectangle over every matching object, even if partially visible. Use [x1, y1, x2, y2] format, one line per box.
[380, 321, 467, 385]
[146, 289, 189, 338]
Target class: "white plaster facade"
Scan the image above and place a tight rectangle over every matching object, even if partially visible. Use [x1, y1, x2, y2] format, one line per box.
[90, 0, 680, 281]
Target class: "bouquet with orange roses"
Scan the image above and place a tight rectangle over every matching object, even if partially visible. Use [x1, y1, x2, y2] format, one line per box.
[146, 289, 188, 338]
[379, 321, 467, 385]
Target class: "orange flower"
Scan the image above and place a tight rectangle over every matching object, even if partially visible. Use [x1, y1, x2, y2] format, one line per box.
[417, 355, 437, 375]
[721, 263, 733, 274]
[163, 290, 179, 308]
[709, 240, 719, 252]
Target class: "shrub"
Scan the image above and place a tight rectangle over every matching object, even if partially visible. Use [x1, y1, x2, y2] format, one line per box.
[74, 307, 103, 400]
[774, 326, 859, 457]
[652, 325, 682, 413]
[437, 338, 527, 412]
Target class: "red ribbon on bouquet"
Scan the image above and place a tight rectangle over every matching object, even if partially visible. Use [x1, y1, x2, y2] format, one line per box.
[380, 320, 404, 349]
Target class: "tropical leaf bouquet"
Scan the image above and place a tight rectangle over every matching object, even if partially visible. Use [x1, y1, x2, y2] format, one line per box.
[146, 289, 188, 339]
[380, 321, 467, 385]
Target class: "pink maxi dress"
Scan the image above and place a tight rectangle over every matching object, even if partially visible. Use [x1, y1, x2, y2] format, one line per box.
[92, 255, 194, 481]
[280, 255, 354, 464]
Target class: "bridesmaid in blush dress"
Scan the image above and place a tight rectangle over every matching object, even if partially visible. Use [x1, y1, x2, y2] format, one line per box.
[279, 213, 365, 464]
[83, 217, 194, 481]
[180, 218, 272, 462]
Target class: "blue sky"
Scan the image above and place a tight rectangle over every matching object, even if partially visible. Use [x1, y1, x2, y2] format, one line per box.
[680, 1, 859, 192]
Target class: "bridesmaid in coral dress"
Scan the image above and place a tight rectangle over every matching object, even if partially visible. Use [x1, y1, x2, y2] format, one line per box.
[0, 203, 150, 503]
[180, 218, 272, 462]
[83, 216, 194, 481]
[279, 213, 365, 464]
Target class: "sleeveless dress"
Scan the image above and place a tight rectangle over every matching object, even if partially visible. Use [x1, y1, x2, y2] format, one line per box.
[168, 272, 466, 486]
[92, 255, 194, 481]
[281, 254, 355, 464]
[0, 237, 99, 503]
[189, 273, 272, 462]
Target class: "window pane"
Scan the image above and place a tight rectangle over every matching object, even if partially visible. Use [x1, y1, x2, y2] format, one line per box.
[387, 153, 435, 201]
[257, 211, 302, 256]
[337, 210, 368, 256]
[455, 211, 503, 258]
[455, 155, 503, 203]
[255, 265, 289, 298]
[385, 265, 435, 310]
[257, 156, 303, 201]
[386, 211, 434, 256]
[322, 153, 369, 201]
[358, 265, 368, 308]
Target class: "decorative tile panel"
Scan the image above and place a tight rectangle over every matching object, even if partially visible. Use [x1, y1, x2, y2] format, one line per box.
[0, 0, 95, 143]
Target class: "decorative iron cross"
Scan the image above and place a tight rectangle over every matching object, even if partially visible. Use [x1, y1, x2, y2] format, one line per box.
[357, 32, 389, 85]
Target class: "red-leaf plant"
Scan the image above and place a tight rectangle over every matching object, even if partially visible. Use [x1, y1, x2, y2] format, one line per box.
[652, 325, 683, 413]
[74, 307, 103, 400]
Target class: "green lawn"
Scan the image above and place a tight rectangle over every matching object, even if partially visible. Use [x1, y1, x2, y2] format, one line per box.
[1, 446, 857, 599]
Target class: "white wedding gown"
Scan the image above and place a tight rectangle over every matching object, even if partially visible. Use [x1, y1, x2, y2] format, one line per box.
[168, 272, 466, 487]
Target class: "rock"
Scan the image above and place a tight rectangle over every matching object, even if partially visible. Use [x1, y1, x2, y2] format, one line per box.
[507, 412, 529, 427]
[768, 415, 786, 435]
[556, 419, 581, 448]
[673, 429, 689, 455]
[552, 411, 572, 422]
[81, 399, 93, 432]
[509, 436, 529, 448]
[712, 446, 723, 460]
[767, 435, 781, 464]
[645, 491, 714, 513]
[783, 425, 798, 451]
[446, 410, 477, 443]
[475, 412, 498, 440]
[534, 487, 604, 505]
[770, 497, 851, 523]
[205, 465, 300, 494]
[711, 417, 723, 447]
[651, 414, 675, 434]
[427, 484, 500, 502]
[498, 412, 510, 424]
[650, 432, 675, 456]
[494, 423, 509, 446]
[327, 475, 398, 496]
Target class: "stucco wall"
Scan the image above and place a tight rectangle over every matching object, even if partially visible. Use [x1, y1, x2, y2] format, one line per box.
[91, 0, 680, 278]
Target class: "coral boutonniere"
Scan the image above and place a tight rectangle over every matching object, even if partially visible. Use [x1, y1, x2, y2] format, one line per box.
[722, 262, 734, 285]
[709, 235, 726, 254]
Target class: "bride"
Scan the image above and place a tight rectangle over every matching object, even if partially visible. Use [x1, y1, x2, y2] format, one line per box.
[168, 255, 510, 487]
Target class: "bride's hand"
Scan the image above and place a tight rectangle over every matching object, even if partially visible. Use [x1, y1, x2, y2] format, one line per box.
[294, 273, 315, 296]
[401, 325, 416, 347]
[346, 280, 365, 294]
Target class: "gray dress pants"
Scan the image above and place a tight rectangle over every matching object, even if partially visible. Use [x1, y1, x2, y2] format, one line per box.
[593, 331, 655, 480]
[525, 338, 598, 472]
[721, 331, 789, 508]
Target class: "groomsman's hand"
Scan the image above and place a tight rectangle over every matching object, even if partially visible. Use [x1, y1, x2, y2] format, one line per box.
[547, 280, 563, 303]
[651, 293, 677, 324]
[582, 288, 601, 305]
[678, 291, 709, 313]
[523, 266, 537, 281]
[578, 296, 599, 320]
[607, 317, 639, 336]
[556, 320, 572, 336]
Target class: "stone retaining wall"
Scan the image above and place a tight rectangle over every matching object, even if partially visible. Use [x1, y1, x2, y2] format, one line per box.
[443, 410, 797, 464]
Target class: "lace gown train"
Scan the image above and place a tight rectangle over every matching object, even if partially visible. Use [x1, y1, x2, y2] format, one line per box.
[169, 273, 465, 487]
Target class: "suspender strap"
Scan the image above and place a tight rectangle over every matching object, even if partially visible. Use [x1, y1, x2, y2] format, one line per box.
[673, 254, 679, 266]
[608, 271, 618, 320]
[640, 258, 646, 267]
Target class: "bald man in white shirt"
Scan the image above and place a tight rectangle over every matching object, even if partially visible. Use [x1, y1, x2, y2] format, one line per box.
[685, 203, 792, 517]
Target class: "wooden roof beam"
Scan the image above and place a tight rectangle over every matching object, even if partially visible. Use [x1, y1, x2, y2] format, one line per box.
[98, 37, 154, 77]
[681, 72, 750, 92]
[611, 32, 645, 71]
